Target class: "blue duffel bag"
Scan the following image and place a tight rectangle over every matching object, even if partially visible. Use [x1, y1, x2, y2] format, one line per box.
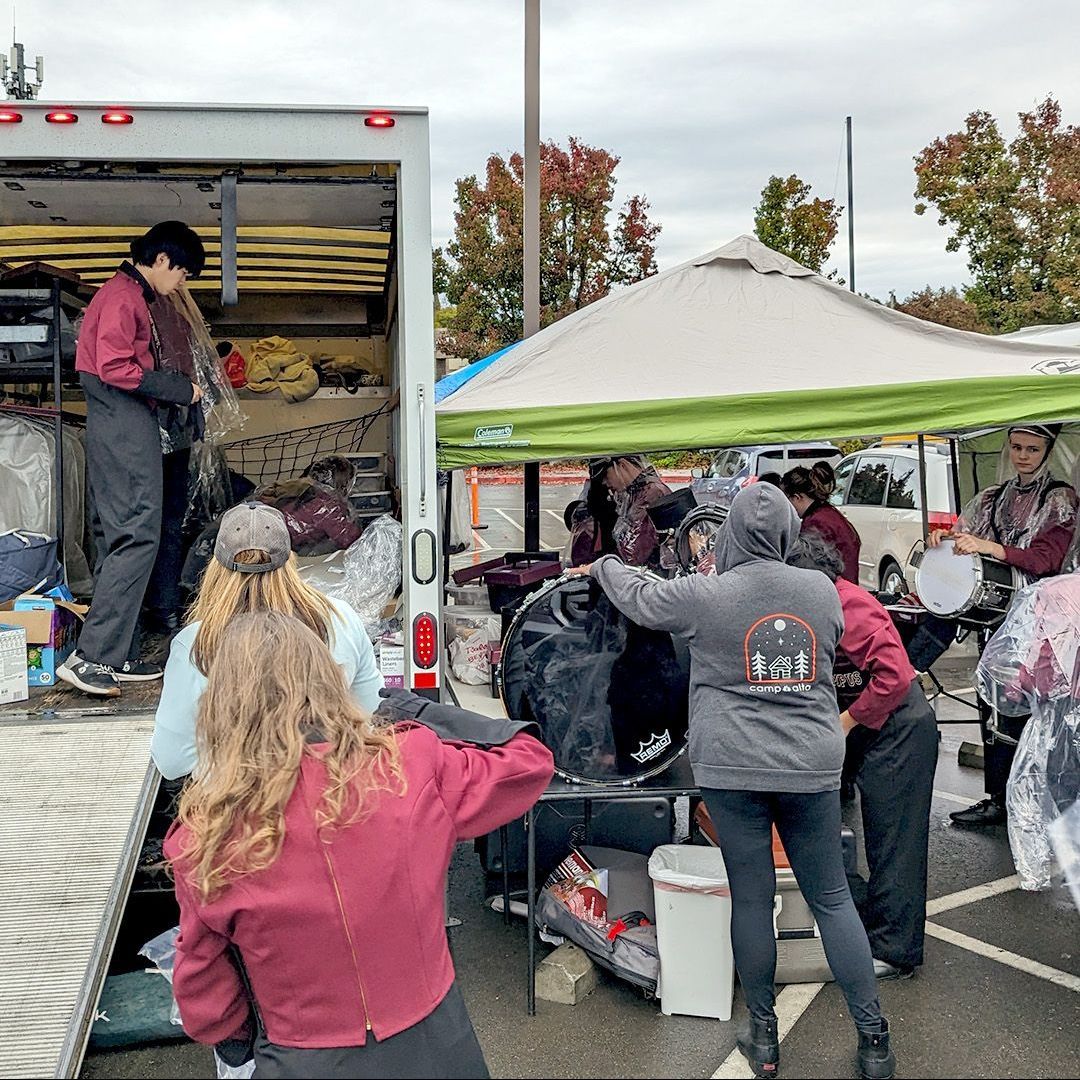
[0, 530, 63, 603]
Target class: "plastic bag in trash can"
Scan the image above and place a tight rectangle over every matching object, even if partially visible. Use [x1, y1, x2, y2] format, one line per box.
[648, 844, 731, 895]
[213, 1051, 256, 1080]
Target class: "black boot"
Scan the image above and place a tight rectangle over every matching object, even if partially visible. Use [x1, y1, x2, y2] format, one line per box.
[857, 1018, 895, 1079]
[736, 1016, 779, 1077]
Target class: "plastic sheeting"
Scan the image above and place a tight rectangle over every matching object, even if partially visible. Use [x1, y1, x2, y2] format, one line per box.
[958, 470, 1076, 552]
[977, 574, 1080, 890]
[296, 515, 403, 638]
[0, 413, 92, 594]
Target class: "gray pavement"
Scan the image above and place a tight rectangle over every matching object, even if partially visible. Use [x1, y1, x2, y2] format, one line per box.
[80, 483, 1080, 1080]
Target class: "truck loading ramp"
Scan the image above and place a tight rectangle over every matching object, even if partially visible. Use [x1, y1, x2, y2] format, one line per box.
[0, 702, 157, 1079]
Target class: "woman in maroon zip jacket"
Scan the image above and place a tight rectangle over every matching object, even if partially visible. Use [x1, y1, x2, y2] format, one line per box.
[789, 534, 938, 980]
[166, 612, 554, 1079]
[781, 461, 861, 583]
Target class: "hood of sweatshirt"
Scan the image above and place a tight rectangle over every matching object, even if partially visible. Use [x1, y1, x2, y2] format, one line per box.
[715, 482, 800, 573]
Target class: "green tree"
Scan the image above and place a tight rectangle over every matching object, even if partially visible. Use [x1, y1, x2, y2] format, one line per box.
[753, 174, 842, 273]
[914, 97, 1080, 332]
[434, 137, 661, 360]
[888, 286, 989, 333]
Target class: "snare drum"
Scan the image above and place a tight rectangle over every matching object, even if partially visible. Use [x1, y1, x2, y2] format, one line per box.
[913, 539, 1025, 627]
[498, 572, 690, 785]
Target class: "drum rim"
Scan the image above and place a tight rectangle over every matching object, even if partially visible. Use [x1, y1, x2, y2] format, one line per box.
[496, 568, 690, 787]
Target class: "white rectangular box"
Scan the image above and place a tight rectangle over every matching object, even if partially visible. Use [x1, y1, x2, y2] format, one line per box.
[0, 624, 29, 704]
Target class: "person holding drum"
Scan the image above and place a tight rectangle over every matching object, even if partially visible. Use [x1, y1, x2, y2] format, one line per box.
[570, 483, 896, 1080]
[788, 533, 938, 980]
[780, 461, 862, 583]
[908, 423, 1077, 828]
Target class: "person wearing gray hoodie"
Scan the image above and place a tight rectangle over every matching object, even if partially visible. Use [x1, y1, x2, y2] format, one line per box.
[571, 484, 895, 1080]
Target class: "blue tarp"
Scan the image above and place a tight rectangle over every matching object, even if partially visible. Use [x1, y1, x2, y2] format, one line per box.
[434, 341, 520, 404]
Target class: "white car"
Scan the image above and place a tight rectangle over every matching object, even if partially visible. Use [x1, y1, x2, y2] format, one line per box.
[833, 444, 958, 594]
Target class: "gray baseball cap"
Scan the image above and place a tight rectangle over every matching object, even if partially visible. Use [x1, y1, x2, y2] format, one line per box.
[214, 502, 292, 573]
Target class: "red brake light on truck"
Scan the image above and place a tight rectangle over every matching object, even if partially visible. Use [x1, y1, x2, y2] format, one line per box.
[0, 110, 23, 123]
[101, 111, 134, 125]
[412, 613, 438, 669]
[364, 115, 395, 128]
[45, 111, 78, 124]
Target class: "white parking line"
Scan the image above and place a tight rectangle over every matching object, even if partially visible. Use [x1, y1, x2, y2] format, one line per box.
[542, 508, 565, 522]
[932, 789, 977, 806]
[706, 871, 1038, 1076]
[925, 874, 1019, 916]
[492, 507, 525, 533]
[711, 982, 825, 1078]
[470, 529, 492, 552]
[924, 922, 1080, 993]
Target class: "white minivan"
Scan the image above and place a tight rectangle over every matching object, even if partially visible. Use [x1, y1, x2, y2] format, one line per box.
[833, 443, 958, 594]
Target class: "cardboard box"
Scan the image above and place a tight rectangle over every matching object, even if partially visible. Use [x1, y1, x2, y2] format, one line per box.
[0, 624, 29, 703]
[0, 592, 87, 687]
[378, 642, 405, 690]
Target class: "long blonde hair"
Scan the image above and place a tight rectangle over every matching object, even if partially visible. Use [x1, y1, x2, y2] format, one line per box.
[188, 548, 335, 675]
[176, 611, 404, 901]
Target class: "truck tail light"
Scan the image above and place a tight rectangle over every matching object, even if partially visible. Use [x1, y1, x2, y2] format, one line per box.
[412, 612, 437, 670]
[0, 110, 23, 123]
[101, 111, 134, 125]
[364, 115, 395, 128]
[45, 111, 78, 124]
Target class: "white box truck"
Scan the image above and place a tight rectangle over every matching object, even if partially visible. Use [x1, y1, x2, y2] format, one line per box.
[0, 101, 441, 1079]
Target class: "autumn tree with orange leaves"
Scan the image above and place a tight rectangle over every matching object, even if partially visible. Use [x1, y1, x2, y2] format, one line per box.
[914, 96, 1080, 332]
[433, 137, 661, 360]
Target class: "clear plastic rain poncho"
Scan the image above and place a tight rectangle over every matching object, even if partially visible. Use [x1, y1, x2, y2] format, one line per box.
[977, 574, 1080, 890]
[957, 454, 1076, 551]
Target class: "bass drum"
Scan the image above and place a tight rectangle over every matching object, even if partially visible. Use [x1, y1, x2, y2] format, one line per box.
[499, 573, 690, 785]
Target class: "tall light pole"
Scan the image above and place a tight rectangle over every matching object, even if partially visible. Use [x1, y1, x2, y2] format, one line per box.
[846, 115, 855, 293]
[522, 0, 541, 550]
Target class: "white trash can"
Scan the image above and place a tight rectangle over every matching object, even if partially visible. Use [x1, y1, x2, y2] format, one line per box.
[648, 844, 734, 1020]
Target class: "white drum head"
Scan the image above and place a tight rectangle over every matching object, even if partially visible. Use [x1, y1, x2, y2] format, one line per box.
[916, 540, 980, 616]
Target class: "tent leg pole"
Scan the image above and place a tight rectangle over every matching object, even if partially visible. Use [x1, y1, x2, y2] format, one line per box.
[442, 468, 454, 593]
[524, 462, 541, 551]
[917, 434, 931, 542]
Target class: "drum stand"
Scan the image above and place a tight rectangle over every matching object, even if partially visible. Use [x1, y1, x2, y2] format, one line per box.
[514, 755, 699, 1016]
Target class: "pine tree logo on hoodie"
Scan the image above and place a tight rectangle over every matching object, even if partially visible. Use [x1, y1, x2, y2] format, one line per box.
[744, 614, 816, 691]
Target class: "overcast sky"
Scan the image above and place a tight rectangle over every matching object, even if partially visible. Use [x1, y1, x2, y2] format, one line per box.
[19, 0, 1080, 300]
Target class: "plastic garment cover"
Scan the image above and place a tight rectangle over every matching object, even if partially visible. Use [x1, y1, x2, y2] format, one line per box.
[139, 927, 255, 1079]
[499, 576, 690, 783]
[0, 413, 92, 593]
[297, 514, 402, 637]
[977, 574, 1080, 889]
[1048, 799, 1080, 912]
[255, 478, 363, 556]
[159, 289, 245, 501]
[610, 464, 673, 569]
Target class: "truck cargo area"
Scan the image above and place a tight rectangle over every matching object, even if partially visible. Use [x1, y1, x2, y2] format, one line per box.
[0, 104, 438, 1077]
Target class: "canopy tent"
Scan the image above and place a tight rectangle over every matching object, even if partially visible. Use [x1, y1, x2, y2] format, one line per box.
[435, 236, 1080, 468]
[1002, 322, 1080, 348]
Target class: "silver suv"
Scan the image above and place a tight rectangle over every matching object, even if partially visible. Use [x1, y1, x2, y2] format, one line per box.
[691, 442, 843, 508]
[833, 443, 958, 594]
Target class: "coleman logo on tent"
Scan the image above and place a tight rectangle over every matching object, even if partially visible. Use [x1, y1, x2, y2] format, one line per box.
[475, 424, 514, 441]
[631, 729, 673, 764]
[1032, 357, 1080, 375]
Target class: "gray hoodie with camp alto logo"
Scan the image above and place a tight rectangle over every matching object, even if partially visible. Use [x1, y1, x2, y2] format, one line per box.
[590, 484, 844, 793]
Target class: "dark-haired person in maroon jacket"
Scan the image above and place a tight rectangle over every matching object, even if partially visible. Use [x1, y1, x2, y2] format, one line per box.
[58, 221, 206, 698]
[782, 461, 861, 583]
[790, 533, 938, 980]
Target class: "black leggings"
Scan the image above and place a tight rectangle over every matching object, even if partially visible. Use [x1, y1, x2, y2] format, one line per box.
[700, 788, 882, 1033]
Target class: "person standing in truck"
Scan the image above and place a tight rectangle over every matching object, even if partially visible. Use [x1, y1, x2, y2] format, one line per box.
[58, 221, 206, 698]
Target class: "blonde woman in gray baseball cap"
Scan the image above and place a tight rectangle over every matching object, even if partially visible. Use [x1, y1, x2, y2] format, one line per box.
[151, 502, 383, 779]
